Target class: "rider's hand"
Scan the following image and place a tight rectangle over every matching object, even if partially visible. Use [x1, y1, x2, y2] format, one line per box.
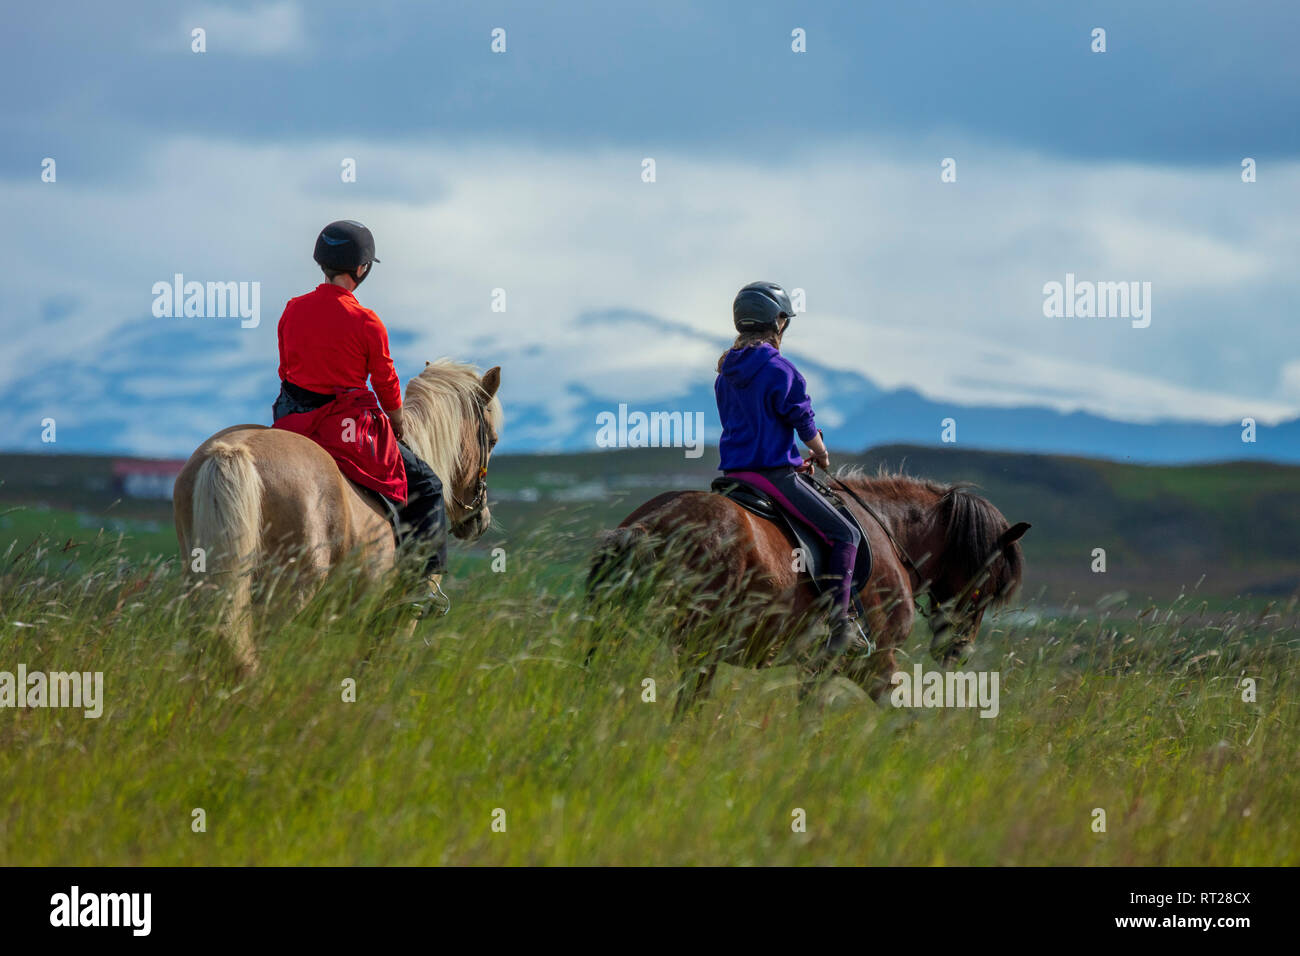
[388, 406, 406, 442]
[806, 431, 830, 471]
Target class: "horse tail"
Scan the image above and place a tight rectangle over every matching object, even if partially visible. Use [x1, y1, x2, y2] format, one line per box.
[191, 440, 264, 676]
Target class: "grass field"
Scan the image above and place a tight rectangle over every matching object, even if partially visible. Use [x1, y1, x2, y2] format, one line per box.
[1, 520, 1295, 866]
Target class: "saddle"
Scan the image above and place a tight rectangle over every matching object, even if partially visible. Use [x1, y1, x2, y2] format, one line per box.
[273, 380, 405, 540]
[710, 474, 873, 615]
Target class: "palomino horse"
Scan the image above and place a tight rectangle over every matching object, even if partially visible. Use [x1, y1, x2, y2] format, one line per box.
[589, 470, 1028, 710]
[173, 360, 502, 675]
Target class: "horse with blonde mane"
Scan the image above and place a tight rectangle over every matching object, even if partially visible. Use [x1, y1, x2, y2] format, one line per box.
[174, 359, 503, 675]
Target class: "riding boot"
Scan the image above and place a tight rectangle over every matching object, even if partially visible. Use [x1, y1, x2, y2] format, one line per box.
[396, 442, 448, 575]
[827, 610, 856, 656]
[823, 543, 860, 655]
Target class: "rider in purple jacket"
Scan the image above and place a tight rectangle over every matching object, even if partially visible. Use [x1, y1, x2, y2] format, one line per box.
[715, 281, 863, 656]
[715, 343, 817, 471]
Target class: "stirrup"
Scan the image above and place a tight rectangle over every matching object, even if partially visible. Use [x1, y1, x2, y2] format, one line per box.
[826, 613, 874, 657]
[852, 618, 876, 656]
[413, 577, 451, 618]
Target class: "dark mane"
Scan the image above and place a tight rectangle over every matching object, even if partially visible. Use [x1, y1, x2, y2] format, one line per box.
[936, 486, 1023, 603]
[834, 465, 949, 500]
[835, 468, 1023, 604]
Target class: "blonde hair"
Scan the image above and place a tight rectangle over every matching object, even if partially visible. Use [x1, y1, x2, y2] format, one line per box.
[400, 359, 504, 506]
[717, 329, 783, 372]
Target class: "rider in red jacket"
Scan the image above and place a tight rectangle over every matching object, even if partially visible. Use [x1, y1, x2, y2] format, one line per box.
[271, 220, 447, 585]
[278, 283, 404, 419]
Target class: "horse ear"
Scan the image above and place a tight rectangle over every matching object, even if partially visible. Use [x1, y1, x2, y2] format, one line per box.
[998, 522, 1031, 549]
[481, 366, 501, 399]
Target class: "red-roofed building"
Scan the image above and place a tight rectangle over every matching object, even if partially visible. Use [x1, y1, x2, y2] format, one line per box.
[112, 459, 186, 501]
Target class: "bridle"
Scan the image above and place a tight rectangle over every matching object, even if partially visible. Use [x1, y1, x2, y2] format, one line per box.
[817, 471, 987, 634]
[807, 470, 921, 588]
[822, 473, 1015, 655]
[449, 401, 493, 530]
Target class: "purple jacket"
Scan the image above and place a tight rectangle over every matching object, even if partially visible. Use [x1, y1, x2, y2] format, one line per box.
[715, 344, 818, 471]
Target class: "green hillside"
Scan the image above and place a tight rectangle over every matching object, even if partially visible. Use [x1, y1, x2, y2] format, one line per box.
[2, 446, 1298, 603]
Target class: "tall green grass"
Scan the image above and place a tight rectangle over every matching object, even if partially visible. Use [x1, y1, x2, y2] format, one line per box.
[0, 526, 1295, 865]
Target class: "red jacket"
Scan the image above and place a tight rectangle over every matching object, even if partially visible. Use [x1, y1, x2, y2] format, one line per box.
[274, 284, 407, 502]
[277, 284, 403, 412]
[273, 388, 408, 503]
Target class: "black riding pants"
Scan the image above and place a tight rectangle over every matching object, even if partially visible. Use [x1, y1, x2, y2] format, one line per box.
[272, 381, 447, 577]
[728, 465, 862, 617]
[397, 442, 447, 576]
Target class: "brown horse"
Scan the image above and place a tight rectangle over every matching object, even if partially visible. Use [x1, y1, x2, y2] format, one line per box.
[589, 470, 1028, 709]
[173, 360, 502, 675]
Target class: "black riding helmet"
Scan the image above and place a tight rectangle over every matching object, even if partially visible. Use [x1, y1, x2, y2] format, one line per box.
[313, 220, 380, 285]
[733, 281, 795, 333]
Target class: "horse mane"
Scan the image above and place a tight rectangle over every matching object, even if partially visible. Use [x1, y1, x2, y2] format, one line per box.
[835, 466, 1024, 603]
[934, 485, 1024, 603]
[400, 359, 504, 505]
[834, 464, 949, 500]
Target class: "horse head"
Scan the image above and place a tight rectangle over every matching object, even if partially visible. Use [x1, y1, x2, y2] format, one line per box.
[403, 361, 503, 543]
[926, 487, 1029, 665]
[452, 365, 502, 540]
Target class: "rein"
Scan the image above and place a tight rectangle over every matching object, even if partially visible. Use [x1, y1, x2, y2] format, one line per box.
[821, 471, 1004, 636]
[823, 474, 925, 585]
[449, 401, 493, 530]
[806, 469, 939, 618]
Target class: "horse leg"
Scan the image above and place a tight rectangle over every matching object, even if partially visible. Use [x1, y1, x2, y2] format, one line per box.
[847, 646, 899, 702]
[221, 611, 259, 678]
[789, 631, 848, 711]
[343, 502, 409, 654]
[838, 578, 915, 702]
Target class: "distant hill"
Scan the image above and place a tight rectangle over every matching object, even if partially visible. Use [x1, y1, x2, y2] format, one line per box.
[3, 446, 1298, 604]
[478, 444, 1300, 604]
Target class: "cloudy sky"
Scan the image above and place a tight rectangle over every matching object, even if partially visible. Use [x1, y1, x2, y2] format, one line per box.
[3, 0, 1298, 455]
